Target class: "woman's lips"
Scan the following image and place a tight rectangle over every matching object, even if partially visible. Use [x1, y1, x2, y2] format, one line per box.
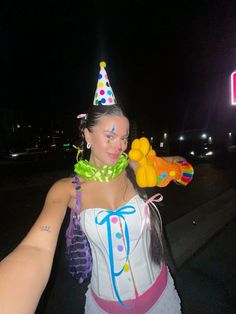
[107, 152, 120, 160]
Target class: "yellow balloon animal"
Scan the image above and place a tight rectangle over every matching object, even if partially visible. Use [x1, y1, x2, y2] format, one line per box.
[128, 137, 194, 188]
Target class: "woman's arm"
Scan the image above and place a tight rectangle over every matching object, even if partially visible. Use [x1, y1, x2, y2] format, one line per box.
[161, 155, 186, 163]
[129, 156, 186, 170]
[0, 178, 72, 314]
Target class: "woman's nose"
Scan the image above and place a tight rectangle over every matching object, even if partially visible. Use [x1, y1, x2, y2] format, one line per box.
[114, 138, 123, 151]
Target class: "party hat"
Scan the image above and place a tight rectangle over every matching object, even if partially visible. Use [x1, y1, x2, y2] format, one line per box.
[93, 61, 116, 105]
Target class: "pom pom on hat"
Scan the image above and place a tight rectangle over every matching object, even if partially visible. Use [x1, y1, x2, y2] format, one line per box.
[93, 61, 116, 106]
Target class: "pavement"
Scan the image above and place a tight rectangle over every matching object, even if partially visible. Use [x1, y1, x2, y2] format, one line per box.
[167, 188, 236, 314]
[166, 188, 236, 268]
[175, 217, 236, 314]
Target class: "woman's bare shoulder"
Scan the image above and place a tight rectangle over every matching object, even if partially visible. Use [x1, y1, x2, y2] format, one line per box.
[50, 176, 74, 188]
[46, 176, 87, 198]
[45, 177, 76, 200]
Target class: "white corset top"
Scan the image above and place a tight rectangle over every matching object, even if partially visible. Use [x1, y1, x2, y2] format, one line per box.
[79, 194, 162, 302]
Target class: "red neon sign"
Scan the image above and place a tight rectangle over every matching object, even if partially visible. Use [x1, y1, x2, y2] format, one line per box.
[230, 71, 236, 105]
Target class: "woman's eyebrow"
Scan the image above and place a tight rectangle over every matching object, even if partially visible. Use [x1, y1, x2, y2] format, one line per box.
[104, 130, 129, 137]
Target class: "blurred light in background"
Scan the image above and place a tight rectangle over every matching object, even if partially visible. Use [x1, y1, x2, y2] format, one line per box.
[231, 71, 236, 105]
[208, 136, 213, 144]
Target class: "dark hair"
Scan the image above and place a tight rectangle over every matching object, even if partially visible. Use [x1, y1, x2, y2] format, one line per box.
[86, 104, 128, 132]
[126, 167, 164, 265]
[77, 104, 164, 265]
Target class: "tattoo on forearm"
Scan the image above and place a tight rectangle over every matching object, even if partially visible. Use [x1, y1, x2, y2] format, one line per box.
[40, 225, 51, 232]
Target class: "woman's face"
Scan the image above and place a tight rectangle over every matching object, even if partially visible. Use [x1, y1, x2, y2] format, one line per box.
[84, 115, 129, 166]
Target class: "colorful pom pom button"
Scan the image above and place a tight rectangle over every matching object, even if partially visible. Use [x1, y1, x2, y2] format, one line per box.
[123, 264, 129, 272]
[111, 217, 118, 224]
[169, 170, 176, 177]
[117, 244, 123, 252]
[115, 232, 122, 239]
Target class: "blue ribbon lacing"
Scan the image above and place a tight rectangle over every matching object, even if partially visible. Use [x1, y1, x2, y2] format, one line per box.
[95, 205, 136, 306]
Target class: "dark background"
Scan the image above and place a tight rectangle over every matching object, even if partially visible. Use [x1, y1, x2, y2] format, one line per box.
[1, 3, 236, 312]
[1, 0, 236, 137]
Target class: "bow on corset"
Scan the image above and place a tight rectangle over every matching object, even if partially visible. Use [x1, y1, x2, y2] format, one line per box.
[95, 205, 136, 306]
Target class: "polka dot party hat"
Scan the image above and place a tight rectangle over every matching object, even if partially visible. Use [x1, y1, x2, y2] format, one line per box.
[93, 61, 116, 106]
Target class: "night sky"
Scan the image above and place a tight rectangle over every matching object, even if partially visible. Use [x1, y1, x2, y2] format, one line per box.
[1, 0, 236, 134]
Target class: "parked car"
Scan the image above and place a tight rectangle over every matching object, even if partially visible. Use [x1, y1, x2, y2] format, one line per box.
[9, 147, 48, 161]
[188, 143, 215, 162]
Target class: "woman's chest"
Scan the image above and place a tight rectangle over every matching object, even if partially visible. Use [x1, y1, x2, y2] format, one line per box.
[80, 195, 146, 245]
[70, 176, 137, 212]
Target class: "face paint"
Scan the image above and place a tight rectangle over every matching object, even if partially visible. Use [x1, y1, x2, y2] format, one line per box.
[106, 125, 116, 144]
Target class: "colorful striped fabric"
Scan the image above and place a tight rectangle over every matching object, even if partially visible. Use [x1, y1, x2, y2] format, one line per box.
[175, 161, 194, 186]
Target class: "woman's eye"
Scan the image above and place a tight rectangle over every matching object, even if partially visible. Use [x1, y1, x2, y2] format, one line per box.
[121, 138, 128, 145]
[106, 134, 114, 140]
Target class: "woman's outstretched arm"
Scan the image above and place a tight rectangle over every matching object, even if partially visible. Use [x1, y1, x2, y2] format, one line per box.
[0, 178, 72, 314]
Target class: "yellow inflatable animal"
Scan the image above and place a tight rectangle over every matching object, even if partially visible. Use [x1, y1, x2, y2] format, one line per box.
[128, 137, 194, 188]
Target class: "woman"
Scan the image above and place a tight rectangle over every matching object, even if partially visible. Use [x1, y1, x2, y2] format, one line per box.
[0, 63, 187, 313]
[74, 104, 182, 314]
